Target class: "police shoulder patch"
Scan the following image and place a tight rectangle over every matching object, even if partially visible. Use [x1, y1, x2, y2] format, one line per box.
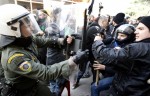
[8, 53, 24, 64]
[19, 61, 32, 72]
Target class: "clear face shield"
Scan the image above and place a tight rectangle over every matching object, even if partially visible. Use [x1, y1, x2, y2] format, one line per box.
[7, 12, 41, 37]
[19, 14, 41, 37]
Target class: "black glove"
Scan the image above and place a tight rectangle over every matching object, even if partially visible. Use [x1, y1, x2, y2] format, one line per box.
[102, 37, 114, 45]
[63, 35, 68, 46]
[73, 49, 89, 65]
[50, 36, 59, 44]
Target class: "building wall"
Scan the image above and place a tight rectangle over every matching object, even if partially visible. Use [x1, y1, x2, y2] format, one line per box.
[0, 0, 14, 5]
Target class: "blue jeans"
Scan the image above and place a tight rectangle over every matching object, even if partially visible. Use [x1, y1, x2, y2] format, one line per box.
[91, 76, 114, 96]
[76, 61, 88, 83]
[49, 78, 66, 96]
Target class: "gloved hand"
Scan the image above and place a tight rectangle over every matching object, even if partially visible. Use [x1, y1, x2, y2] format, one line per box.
[73, 49, 89, 65]
[102, 37, 114, 45]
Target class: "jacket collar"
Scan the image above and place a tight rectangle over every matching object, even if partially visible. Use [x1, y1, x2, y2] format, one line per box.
[134, 38, 150, 43]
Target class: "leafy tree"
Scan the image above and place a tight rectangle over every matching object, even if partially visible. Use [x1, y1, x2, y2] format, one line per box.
[125, 0, 150, 18]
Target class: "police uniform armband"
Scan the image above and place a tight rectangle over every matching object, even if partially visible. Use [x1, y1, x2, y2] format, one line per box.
[8, 53, 24, 64]
[7, 53, 32, 72]
[18, 61, 32, 72]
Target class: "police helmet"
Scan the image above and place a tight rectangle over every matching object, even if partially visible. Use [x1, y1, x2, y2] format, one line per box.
[0, 4, 41, 48]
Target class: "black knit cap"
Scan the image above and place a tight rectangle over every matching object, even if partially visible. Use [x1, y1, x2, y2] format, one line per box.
[140, 16, 150, 31]
[113, 12, 125, 24]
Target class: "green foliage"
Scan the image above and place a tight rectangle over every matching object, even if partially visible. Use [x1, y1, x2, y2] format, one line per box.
[126, 0, 150, 18]
[139, 0, 150, 3]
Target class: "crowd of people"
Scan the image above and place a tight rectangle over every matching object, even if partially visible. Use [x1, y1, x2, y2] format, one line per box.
[0, 3, 150, 96]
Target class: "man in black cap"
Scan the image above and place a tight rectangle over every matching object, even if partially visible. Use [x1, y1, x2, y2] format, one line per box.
[92, 16, 150, 96]
[111, 12, 125, 38]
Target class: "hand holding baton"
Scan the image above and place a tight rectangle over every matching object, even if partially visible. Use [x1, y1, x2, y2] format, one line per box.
[94, 61, 100, 86]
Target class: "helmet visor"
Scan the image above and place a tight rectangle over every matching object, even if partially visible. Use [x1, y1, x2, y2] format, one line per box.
[19, 14, 41, 37]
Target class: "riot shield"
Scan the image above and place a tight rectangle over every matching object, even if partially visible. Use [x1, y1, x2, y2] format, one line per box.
[44, 0, 90, 85]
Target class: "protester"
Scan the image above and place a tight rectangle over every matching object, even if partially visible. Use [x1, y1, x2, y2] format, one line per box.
[91, 24, 135, 96]
[111, 12, 125, 38]
[37, 9, 51, 65]
[92, 16, 150, 96]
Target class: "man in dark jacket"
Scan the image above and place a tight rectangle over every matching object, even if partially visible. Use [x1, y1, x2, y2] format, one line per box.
[92, 16, 150, 96]
[72, 15, 112, 89]
[111, 12, 125, 38]
[91, 24, 135, 96]
[86, 15, 112, 83]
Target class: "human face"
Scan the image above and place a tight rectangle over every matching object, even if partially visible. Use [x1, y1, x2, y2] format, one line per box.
[102, 19, 109, 29]
[135, 23, 150, 41]
[38, 11, 46, 19]
[117, 33, 127, 40]
[20, 22, 32, 37]
[20, 14, 41, 37]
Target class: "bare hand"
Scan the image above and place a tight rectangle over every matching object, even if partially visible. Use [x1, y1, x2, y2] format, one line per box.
[94, 35, 103, 41]
[36, 31, 45, 36]
[67, 35, 73, 44]
[93, 63, 105, 70]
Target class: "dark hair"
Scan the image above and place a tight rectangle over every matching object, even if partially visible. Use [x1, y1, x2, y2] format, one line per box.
[113, 13, 125, 24]
[137, 16, 145, 21]
[140, 16, 150, 31]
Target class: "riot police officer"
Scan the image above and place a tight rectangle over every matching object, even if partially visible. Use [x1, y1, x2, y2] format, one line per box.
[0, 4, 88, 96]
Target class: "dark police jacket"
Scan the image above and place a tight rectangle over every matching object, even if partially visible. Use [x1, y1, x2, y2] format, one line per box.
[92, 38, 150, 96]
